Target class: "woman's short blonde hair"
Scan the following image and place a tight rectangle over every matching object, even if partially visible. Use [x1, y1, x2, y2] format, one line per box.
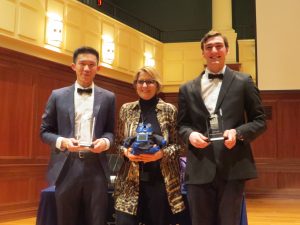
[133, 66, 162, 93]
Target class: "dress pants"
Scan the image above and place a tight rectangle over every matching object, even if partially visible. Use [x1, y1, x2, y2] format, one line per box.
[187, 175, 245, 225]
[116, 180, 169, 225]
[55, 154, 108, 225]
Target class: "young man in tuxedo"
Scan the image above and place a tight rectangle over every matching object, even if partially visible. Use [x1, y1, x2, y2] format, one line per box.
[40, 46, 115, 225]
[177, 31, 266, 225]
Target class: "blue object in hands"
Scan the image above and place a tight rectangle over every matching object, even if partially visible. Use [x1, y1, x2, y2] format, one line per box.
[123, 123, 167, 155]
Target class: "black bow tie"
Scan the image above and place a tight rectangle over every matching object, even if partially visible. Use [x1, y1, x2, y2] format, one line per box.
[208, 73, 223, 80]
[77, 88, 92, 95]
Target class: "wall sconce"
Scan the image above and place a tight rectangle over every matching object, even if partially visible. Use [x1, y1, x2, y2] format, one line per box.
[144, 52, 155, 67]
[102, 35, 115, 65]
[46, 13, 63, 47]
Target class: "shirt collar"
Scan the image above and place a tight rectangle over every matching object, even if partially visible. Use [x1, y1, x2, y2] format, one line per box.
[75, 81, 94, 90]
[205, 65, 227, 75]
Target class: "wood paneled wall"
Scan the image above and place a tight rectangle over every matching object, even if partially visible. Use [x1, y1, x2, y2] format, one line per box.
[0, 47, 299, 221]
[246, 91, 300, 198]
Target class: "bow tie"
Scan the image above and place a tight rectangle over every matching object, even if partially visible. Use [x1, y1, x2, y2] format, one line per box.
[77, 88, 92, 95]
[208, 73, 223, 80]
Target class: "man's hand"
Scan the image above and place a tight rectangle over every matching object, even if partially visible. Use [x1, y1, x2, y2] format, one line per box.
[61, 138, 82, 152]
[91, 138, 108, 153]
[189, 131, 210, 149]
[223, 129, 237, 150]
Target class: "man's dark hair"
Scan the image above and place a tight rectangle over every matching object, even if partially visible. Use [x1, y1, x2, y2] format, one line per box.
[200, 30, 229, 50]
[73, 46, 99, 64]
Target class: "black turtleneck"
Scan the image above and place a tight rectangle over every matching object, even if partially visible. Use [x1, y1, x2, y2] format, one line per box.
[138, 96, 163, 183]
[139, 96, 161, 136]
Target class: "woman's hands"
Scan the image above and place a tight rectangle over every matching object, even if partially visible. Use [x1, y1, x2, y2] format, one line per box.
[124, 148, 163, 163]
[124, 148, 141, 162]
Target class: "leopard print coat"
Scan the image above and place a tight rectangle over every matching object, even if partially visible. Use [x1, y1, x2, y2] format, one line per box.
[113, 99, 185, 215]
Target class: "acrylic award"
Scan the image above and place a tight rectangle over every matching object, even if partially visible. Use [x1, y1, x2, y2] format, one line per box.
[206, 110, 224, 141]
[77, 116, 95, 148]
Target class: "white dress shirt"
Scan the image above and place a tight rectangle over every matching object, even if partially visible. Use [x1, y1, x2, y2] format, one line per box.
[201, 66, 226, 115]
[74, 82, 94, 142]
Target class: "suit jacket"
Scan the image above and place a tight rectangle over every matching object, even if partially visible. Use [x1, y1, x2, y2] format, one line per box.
[40, 84, 115, 186]
[177, 67, 266, 184]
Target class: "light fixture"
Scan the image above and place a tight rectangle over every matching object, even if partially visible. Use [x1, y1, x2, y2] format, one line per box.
[144, 52, 155, 67]
[101, 35, 115, 65]
[46, 13, 63, 47]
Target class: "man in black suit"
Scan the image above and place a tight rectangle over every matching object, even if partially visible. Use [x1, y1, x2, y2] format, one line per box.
[177, 31, 266, 225]
[40, 46, 115, 225]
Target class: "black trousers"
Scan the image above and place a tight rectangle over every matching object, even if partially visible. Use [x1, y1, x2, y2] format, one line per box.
[55, 155, 108, 225]
[187, 176, 245, 225]
[116, 180, 170, 225]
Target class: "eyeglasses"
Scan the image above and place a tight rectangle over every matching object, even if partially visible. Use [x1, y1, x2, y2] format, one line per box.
[136, 80, 156, 86]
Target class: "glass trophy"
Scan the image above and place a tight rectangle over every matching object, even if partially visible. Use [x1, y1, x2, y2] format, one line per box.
[206, 110, 224, 141]
[77, 116, 95, 148]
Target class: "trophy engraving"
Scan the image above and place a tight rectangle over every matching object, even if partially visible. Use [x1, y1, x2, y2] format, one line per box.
[206, 110, 224, 141]
[77, 116, 95, 147]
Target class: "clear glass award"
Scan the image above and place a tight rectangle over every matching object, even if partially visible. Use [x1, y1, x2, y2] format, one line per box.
[206, 110, 224, 141]
[77, 116, 95, 148]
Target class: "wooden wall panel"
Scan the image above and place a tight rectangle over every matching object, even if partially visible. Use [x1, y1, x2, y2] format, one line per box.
[0, 67, 33, 159]
[0, 178, 30, 205]
[0, 46, 300, 221]
[277, 100, 300, 159]
[160, 92, 179, 108]
[251, 101, 278, 158]
[246, 172, 278, 189]
[278, 173, 300, 189]
[246, 91, 300, 197]
[0, 164, 47, 220]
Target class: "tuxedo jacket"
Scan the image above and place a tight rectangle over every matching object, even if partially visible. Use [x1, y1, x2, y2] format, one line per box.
[177, 67, 266, 184]
[40, 84, 115, 186]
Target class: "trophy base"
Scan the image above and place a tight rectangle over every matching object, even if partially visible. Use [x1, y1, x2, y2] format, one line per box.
[209, 136, 224, 141]
[79, 142, 94, 148]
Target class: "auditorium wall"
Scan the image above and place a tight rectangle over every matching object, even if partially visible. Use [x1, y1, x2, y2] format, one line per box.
[0, 0, 255, 93]
[0, 46, 300, 221]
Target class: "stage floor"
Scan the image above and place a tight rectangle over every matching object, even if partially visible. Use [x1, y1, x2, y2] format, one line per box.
[1, 197, 300, 225]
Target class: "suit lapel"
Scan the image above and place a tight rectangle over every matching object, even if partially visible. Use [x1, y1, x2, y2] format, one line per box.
[192, 72, 210, 115]
[215, 67, 235, 113]
[66, 85, 75, 135]
[93, 86, 102, 119]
